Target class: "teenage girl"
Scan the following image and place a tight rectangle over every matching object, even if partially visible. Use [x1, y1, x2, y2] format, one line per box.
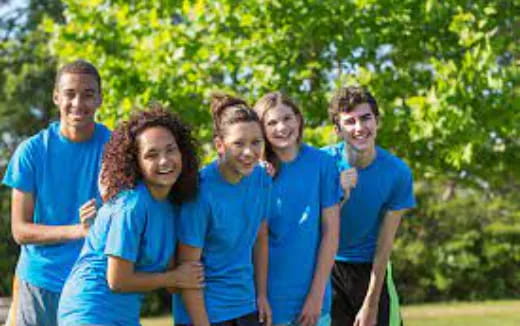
[58, 107, 204, 326]
[174, 93, 272, 326]
[254, 92, 341, 326]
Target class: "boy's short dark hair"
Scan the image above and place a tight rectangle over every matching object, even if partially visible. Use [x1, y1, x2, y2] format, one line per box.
[328, 86, 379, 125]
[55, 59, 102, 92]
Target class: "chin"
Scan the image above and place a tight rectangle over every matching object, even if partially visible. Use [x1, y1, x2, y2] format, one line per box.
[239, 167, 255, 176]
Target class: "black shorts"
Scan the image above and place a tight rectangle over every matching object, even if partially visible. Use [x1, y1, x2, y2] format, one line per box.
[177, 311, 263, 326]
[331, 261, 402, 326]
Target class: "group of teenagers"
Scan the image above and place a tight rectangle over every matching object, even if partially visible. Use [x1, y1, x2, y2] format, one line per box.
[2, 59, 416, 326]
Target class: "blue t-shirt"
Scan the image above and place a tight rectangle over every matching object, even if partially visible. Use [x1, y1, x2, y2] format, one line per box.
[268, 144, 341, 324]
[58, 182, 177, 326]
[322, 142, 416, 262]
[174, 161, 271, 323]
[2, 121, 111, 292]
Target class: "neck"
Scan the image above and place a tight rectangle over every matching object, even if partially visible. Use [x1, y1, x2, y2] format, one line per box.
[146, 183, 170, 201]
[60, 123, 95, 142]
[218, 160, 242, 184]
[274, 143, 299, 162]
[346, 144, 376, 168]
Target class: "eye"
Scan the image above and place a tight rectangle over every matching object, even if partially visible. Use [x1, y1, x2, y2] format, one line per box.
[144, 151, 158, 159]
[361, 114, 373, 122]
[343, 118, 356, 125]
[252, 139, 263, 146]
[233, 141, 244, 147]
[266, 120, 277, 127]
[166, 145, 178, 154]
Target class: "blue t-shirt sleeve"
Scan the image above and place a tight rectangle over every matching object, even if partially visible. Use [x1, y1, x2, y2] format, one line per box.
[105, 200, 146, 262]
[320, 153, 342, 209]
[2, 139, 37, 193]
[387, 165, 416, 211]
[178, 194, 209, 248]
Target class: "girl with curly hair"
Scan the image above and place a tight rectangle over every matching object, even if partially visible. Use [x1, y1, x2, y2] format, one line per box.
[253, 92, 341, 326]
[58, 106, 204, 326]
[174, 93, 272, 326]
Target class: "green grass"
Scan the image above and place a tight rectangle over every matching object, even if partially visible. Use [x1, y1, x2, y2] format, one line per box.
[141, 300, 520, 326]
[402, 300, 520, 326]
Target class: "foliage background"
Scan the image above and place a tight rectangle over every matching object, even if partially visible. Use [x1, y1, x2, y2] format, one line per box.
[1, 0, 519, 315]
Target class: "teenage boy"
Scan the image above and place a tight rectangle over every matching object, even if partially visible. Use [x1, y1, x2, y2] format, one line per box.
[323, 86, 416, 326]
[3, 60, 111, 326]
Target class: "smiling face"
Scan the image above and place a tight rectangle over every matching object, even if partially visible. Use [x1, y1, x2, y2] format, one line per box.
[53, 73, 102, 136]
[215, 121, 264, 181]
[263, 104, 301, 154]
[336, 103, 378, 154]
[137, 126, 182, 200]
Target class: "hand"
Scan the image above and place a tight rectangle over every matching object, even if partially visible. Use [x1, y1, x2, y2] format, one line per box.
[73, 199, 97, 238]
[257, 295, 272, 326]
[168, 261, 204, 289]
[260, 160, 276, 177]
[340, 168, 358, 191]
[297, 293, 322, 326]
[79, 198, 97, 226]
[354, 303, 378, 326]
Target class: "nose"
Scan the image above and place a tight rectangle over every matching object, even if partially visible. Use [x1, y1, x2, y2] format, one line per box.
[354, 119, 363, 131]
[242, 146, 253, 157]
[275, 121, 287, 133]
[159, 153, 169, 165]
[71, 94, 81, 107]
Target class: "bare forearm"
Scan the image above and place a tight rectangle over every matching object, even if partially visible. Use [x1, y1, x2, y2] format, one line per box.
[308, 224, 338, 299]
[11, 189, 86, 245]
[364, 211, 404, 307]
[182, 289, 210, 326]
[108, 270, 172, 293]
[254, 223, 269, 298]
[308, 205, 339, 299]
[12, 223, 83, 245]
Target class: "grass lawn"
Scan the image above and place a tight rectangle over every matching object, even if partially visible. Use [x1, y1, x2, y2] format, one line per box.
[141, 300, 520, 326]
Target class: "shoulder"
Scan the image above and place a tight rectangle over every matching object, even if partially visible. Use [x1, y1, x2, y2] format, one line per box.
[320, 142, 344, 161]
[377, 147, 413, 177]
[251, 164, 272, 186]
[302, 143, 335, 167]
[304, 143, 333, 160]
[199, 161, 219, 187]
[93, 123, 112, 144]
[12, 123, 57, 157]
[105, 183, 150, 214]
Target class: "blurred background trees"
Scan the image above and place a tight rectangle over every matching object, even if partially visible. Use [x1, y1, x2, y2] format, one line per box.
[1, 0, 519, 313]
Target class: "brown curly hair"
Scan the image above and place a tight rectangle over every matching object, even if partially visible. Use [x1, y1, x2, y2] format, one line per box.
[100, 105, 199, 204]
[328, 86, 379, 126]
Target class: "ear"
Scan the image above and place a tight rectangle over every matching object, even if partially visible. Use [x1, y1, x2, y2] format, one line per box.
[214, 137, 225, 156]
[52, 89, 59, 105]
[97, 91, 103, 107]
[333, 122, 341, 135]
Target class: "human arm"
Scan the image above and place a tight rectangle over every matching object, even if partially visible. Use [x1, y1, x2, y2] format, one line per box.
[10, 188, 93, 245]
[106, 255, 204, 293]
[354, 209, 406, 326]
[254, 221, 271, 326]
[177, 243, 210, 326]
[340, 167, 358, 206]
[298, 204, 340, 326]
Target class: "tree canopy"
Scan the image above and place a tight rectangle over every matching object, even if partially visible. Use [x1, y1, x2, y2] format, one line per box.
[41, 0, 519, 188]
